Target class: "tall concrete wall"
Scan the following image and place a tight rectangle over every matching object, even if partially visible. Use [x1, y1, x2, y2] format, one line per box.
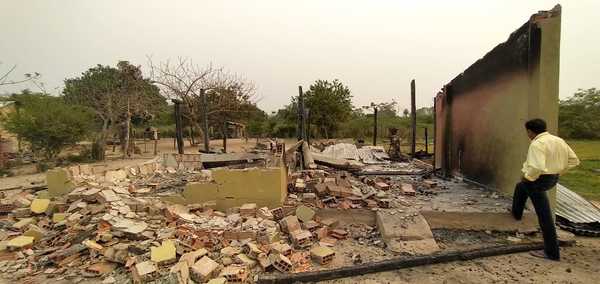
[435, 5, 561, 197]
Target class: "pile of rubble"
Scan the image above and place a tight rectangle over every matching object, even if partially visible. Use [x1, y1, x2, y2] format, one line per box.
[0, 162, 394, 283]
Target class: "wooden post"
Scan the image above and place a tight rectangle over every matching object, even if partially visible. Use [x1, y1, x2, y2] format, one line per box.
[424, 127, 428, 153]
[202, 89, 210, 153]
[297, 86, 305, 141]
[411, 79, 416, 157]
[223, 121, 227, 153]
[306, 108, 311, 146]
[373, 107, 378, 146]
[172, 99, 184, 154]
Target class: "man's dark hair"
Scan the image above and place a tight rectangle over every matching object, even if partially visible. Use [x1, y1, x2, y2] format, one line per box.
[525, 118, 547, 134]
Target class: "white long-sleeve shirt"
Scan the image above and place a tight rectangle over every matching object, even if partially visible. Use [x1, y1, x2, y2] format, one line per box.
[521, 132, 580, 181]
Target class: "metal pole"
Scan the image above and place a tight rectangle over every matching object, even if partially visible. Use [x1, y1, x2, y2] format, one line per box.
[411, 79, 416, 157]
[172, 99, 184, 154]
[201, 89, 210, 153]
[373, 107, 378, 146]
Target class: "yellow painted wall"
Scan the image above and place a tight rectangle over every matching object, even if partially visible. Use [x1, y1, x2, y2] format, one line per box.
[182, 166, 287, 211]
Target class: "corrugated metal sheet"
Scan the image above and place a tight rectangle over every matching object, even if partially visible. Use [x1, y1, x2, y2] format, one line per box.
[556, 184, 600, 224]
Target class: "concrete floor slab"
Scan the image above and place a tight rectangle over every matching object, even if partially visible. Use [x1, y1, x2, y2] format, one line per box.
[421, 211, 538, 233]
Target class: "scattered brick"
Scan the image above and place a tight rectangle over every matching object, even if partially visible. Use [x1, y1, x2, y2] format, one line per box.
[218, 265, 248, 283]
[191, 256, 220, 283]
[279, 215, 301, 233]
[401, 183, 416, 196]
[330, 229, 348, 239]
[310, 246, 335, 265]
[270, 253, 293, 273]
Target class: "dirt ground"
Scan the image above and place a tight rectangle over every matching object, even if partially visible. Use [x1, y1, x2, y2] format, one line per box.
[322, 237, 600, 284]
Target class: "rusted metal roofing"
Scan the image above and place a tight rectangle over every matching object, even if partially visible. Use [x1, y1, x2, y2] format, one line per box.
[556, 184, 600, 224]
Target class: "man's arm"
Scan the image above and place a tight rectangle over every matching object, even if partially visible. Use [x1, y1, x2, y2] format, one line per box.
[523, 142, 546, 181]
[566, 143, 580, 170]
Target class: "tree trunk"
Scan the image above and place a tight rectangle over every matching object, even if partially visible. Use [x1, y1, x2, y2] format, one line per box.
[93, 120, 109, 161]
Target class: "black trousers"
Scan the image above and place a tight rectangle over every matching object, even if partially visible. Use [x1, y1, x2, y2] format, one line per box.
[512, 174, 560, 260]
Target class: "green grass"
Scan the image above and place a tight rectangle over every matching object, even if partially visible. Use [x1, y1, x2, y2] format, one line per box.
[560, 140, 600, 201]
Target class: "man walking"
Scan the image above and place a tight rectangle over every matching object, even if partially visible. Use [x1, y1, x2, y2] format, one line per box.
[512, 118, 579, 261]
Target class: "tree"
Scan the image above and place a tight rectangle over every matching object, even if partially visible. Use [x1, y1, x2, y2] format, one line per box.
[148, 57, 255, 148]
[64, 61, 165, 159]
[2, 92, 93, 160]
[0, 62, 41, 87]
[403, 108, 409, 117]
[559, 88, 600, 139]
[302, 79, 353, 138]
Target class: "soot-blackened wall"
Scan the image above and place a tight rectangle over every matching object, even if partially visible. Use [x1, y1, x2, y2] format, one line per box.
[435, 5, 561, 198]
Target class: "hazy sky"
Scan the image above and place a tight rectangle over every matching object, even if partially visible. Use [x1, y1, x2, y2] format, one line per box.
[1, 1, 598, 112]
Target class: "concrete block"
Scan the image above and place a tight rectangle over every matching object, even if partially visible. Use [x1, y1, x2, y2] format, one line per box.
[47, 168, 75, 197]
[329, 229, 348, 239]
[191, 256, 220, 283]
[269, 242, 291, 256]
[218, 265, 248, 283]
[52, 213, 67, 223]
[220, 246, 241, 257]
[270, 207, 284, 220]
[374, 182, 390, 190]
[257, 207, 274, 220]
[12, 218, 34, 230]
[133, 261, 158, 282]
[310, 246, 335, 265]
[150, 240, 176, 265]
[243, 242, 263, 259]
[270, 253, 293, 273]
[235, 253, 257, 268]
[180, 248, 209, 266]
[376, 211, 433, 241]
[295, 205, 315, 222]
[401, 184, 416, 196]
[290, 229, 313, 248]
[7, 236, 34, 249]
[320, 218, 339, 228]
[257, 253, 273, 271]
[279, 215, 301, 233]
[30, 199, 50, 214]
[423, 180, 437, 188]
[23, 225, 45, 242]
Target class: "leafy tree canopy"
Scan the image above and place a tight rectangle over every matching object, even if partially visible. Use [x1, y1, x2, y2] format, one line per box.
[559, 88, 600, 139]
[3, 91, 94, 160]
